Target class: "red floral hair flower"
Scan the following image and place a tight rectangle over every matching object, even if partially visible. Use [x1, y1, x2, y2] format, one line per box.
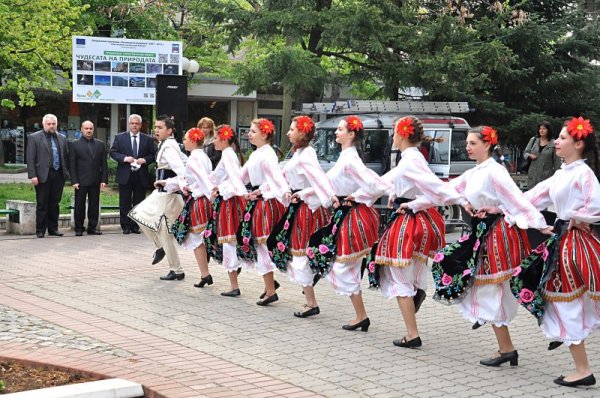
[258, 119, 275, 136]
[187, 128, 204, 143]
[481, 126, 498, 145]
[566, 117, 594, 140]
[345, 115, 363, 132]
[218, 125, 234, 141]
[295, 115, 314, 134]
[395, 117, 415, 138]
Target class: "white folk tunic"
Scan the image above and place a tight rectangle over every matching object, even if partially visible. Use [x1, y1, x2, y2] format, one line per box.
[286, 146, 335, 211]
[210, 147, 247, 200]
[241, 144, 290, 206]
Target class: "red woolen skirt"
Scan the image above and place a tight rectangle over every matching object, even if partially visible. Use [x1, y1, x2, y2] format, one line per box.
[217, 196, 247, 244]
[252, 198, 286, 244]
[375, 207, 445, 267]
[475, 218, 530, 285]
[290, 204, 329, 256]
[336, 204, 380, 263]
[189, 196, 211, 234]
[543, 229, 600, 302]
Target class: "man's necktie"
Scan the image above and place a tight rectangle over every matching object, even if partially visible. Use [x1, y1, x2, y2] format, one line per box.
[50, 135, 60, 170]
[132, 135, 138, 158]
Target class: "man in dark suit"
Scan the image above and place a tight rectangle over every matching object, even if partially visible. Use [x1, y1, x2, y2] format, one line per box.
[69, 121, 108, 236]
[26, 114, 69, 238]
[109, 114, 156, 234]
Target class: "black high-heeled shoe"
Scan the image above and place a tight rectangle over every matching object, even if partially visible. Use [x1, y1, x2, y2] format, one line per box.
[472, 321, 485, 330]
[194, 274, 213, 288]
[393, 336, 422, 348]
[342, 318, 370, 332]
[413, 289, 427, 314]
[479, 350, 518, 367]
[548, 341, 563, 351]
[256, 293, 279, 306]
[259, 280, 280, 299]
[221, 288, 241, 297]
[554, 374, 596, 387]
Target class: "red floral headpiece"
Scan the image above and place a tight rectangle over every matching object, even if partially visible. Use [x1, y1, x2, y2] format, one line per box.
[395, 117, 415, 138]
[566, 117, 594, 140]
[345, 115, 363, 132]
[258, 119, 275, 136]
[295, 116, 314, 134]
[481, 126, 498, 145]
[187, 128, 204, 143]
[218, 125, 235, 141]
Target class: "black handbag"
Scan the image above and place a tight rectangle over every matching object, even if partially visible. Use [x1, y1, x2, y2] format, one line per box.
[519, 157, 532, 173]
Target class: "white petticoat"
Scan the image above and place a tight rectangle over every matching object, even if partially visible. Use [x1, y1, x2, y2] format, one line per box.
[241, 243, 276, 276]
[325, 259, 362, 296]
[458, 281, 518, 327]
[379, 260, 429, 299]
[222, 242, 242, 272]
[542, 294, 600, 346]
[286, 255, 313, 287]
[181, 231, 204, 251]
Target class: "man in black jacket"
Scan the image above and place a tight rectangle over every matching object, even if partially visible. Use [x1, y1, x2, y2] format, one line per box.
[26, 114, 70, 238]
[109, 114, 156, 234]
[69, 121, 108, 236]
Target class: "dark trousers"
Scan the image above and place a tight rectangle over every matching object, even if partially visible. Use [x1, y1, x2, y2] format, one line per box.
[35, 169, 65, 234]
[118, 172, 146, 231]
[73, 184, 101, 232]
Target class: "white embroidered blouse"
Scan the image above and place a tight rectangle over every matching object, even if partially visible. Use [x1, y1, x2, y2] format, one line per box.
[448, 157, 547, 229]
[210, 147, 247, 200]
[525, 159, 600, 224]
[284, 146, 335, 211]
[325, 146, 392, 206]
[157, 138, 187, 192]
[241, 144, 290, 205]
[384, 147, 466, 211]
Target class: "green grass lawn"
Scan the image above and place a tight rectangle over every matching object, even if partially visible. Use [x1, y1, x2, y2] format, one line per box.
[0, 183, 121, 214]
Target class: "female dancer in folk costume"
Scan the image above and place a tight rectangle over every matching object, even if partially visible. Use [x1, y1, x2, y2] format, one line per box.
[237, 118, 291, 306]
[429, 125, 550, 367]
[307, 115, 392, 331]
[129, 115, 189, 281]
[268, 116, 338, 318]
[362, 116, 466, 348]
[207, 125, 248, 297]
[519, 117, 600, 387]
[169, 128, 215, 288]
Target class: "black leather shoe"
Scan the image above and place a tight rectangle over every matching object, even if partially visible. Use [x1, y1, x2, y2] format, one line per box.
[342, 318, 370, 332]
[294, 305, 320, 318]
[194, 275, 213, 288]
[259, 280, 280, 299]
[472, 321, 485, 330]
[480, 350, 518, 367]
[221, 289, 241, 297]
[87, 230, 102, 235]
[548, 341, 563, 351]
[36, 232, 45, 238]
[131, 228, 141, 234]
[256, 293, 279, 306]
[122, 229, 131, 235]
[236, 267, 242, 275]
[393, 336, 422, 348]
[48, 231, 63, 236]
[414, 289, 427, 314]
[75, 231, 83, 236]
[554, 374, 596, 387]
[160, 271, 185, 281]
[152, 248, 165, 265]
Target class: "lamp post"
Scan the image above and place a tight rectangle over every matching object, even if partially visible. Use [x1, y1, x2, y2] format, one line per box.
[182, 57, 200, 79]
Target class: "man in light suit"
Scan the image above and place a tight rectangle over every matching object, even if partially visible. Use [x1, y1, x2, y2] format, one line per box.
[109, 114, 156, 234]
[69, 121, 108, 236]
[26, 114, 70, 238]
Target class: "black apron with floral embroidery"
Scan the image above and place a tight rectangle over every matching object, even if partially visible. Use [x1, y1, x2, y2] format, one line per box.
[171, 194, 194, 245]
[432, 214, 501, 304]
[205, 194, 223, 263]
[267, 195, 301, 272]
[509, 220, 565, 325]
[236, 188, 259, 262]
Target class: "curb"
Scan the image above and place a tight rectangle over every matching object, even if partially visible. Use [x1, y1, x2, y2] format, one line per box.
[2, 378, 144, 398]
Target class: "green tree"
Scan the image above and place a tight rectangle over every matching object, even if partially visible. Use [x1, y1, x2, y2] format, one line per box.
[0, 0, 87, 109]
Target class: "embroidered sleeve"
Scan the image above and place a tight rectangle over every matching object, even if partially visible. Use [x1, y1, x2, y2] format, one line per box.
[259, 153, 290, 205]
[569, 169, 600, 223]
[297, 148, 335, 208]
[492, 169, 547, 229]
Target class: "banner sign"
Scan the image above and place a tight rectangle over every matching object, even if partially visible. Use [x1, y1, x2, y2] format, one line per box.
[72, 36, 182, 104]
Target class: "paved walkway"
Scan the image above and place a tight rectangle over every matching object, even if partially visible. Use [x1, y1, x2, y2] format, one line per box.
[0, 227, 598, 397]
[0, 170, 29, 183]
